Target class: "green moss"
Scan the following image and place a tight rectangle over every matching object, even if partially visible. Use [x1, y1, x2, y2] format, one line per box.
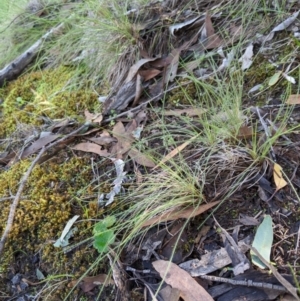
[0, 157, 100, 279]
[0, 67, 100, 137]
[166, 81, 198, 108]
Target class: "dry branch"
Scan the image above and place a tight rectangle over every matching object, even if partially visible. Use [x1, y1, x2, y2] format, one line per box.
[0, 22, 65, 87]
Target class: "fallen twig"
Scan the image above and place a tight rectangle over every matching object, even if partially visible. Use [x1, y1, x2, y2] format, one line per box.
[0, 196, 28, 202]
[200, 274, 288, 292]
[0, 147, 45, 257]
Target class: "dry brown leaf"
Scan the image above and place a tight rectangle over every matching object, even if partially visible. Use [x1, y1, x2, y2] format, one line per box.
[165, 48, 180, 83]
[273, 163, 288, 190]
[204, 14, 224, 49]
[150, 55, 173, 68]
[139, 68, 162, 81]
[125, 57, 158, 83]
[21, 134, 60, 159]
[141, 201, 219, 227]
[153, 133, 200, 170]
[286, 94, 300, 105]
[159, 285, 181, 301]
[152, 260, 214, 301]
[237, 125, 253, 139]
[72, 142, 110, 157]
[111, 121, 132, 158]
[69, 274, 114, 292]
[148, 79, 164, 98]
[229, 23, 243, 41]
[164, 108, 205, 117]
[129, 148, 155, 167]
[84, 110, 103, 124]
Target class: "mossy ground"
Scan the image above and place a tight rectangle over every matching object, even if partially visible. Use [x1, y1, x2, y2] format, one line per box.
[0, 67, 109, 299]
[0, 66, 100, 138]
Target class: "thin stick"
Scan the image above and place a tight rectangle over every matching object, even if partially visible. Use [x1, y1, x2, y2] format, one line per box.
[199, 274, 287, 292]
[0, 122, 90, 258]
[0, 147, 45, 257]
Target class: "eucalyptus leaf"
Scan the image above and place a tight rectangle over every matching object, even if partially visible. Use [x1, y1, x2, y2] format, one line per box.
[53, 215, 79, 248]
[268, 72, 281, 86]
[251, 215, 273, 269]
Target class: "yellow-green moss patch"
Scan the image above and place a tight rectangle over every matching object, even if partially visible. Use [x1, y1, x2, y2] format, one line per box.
[0, 67, 100, 137]
[0, 156, 101, 280]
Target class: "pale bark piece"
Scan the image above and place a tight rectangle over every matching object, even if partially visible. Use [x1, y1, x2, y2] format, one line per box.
[165, 48, 180, 83]
[125, 57, 159, 83]
[141, 201, 219, 227]
[103, 79, 136, 114]
[179, 238, 251, 276]
[153, 260, 214, 301]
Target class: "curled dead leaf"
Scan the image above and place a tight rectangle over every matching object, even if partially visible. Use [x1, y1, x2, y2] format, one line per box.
[273, 163, 287, 190]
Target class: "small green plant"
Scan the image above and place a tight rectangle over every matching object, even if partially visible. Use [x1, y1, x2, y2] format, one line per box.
[93, 215, 116, 253]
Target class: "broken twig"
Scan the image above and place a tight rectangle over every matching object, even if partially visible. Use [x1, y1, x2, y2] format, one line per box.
[200, 274, 287, 292]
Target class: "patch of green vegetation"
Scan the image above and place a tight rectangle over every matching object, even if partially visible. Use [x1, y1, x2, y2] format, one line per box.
[93, 215, 116, 253]
[0, 156, 102, 294]
[0, 66, 100, 137]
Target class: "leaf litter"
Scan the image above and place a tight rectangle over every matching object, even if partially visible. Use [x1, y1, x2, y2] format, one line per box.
[1, 0, 300, 300]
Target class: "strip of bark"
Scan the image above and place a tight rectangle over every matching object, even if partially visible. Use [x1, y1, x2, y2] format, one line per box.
[0, 22, 65, 87]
